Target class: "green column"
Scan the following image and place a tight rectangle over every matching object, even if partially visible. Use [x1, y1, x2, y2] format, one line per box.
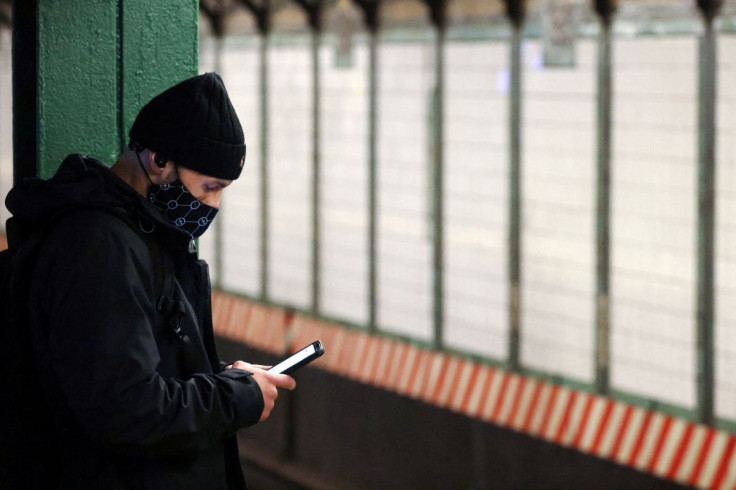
[15, 0, 198, 180]
[37, 1, 119, 177]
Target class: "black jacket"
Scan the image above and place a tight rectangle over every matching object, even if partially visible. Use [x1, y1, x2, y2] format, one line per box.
[5, 155, 263, 489]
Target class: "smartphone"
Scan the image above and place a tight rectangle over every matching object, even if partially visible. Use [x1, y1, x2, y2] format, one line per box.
[268, 340, 325, 375]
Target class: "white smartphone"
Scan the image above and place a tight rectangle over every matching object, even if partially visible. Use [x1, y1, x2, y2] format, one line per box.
[268, 341, 325, 375]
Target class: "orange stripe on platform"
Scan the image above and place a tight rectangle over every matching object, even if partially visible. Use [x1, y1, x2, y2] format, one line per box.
[472, 368, 495, 419]
[409, 350, 433, 399]
[488, 373, 511, 423]
[447, 361, 472, 411]
[428, 355, 452, 404]
[537, 384, 560, 439]
[511, 378, 537, 430]
[571, 395, 595, 449]
[387, 343, 410, 392]
[504, 376, 526, 428]
[589, 399, 615, 455]
[688, 427, 716, 487]
[710, 435, 736, 490]
[456, 363, 481, 413]
[646, 415, 673, 473]
[554, 390, 578, 445]
[399, 346, 421, 394]
[370, 339, 392, 387]
[211, 295, 736, 490]
[666, 422, 695, 481]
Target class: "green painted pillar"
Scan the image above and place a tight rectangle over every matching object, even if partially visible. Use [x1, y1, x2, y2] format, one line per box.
[14, 0, 198, 180]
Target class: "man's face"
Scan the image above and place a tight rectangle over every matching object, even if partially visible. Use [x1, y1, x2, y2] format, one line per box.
[177, 166, 233, 209]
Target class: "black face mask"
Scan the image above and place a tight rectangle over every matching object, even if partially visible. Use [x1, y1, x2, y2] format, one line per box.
[149, 180, 218, 239]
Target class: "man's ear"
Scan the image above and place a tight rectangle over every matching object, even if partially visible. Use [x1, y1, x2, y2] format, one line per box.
[148, 152, 170, 175]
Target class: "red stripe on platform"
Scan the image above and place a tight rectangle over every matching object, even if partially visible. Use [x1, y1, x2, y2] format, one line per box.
[554, 390, 578, 445]
[474, 369, 496, 418]
[688, 427, 715, 487]
[430, 356, 452, 404]
[665, 422, 695, 480]
[489, 374, 511, 423]
[361, 337, 379, 382]
[387, 343, 410, 391]
[404, 348, 426, 395]
[646, 415, 673, 473]
[355, 336, 374, 380]
[609, 405, 633, 461]
[521, 380, 544, 433]
[627, 410, 653, 467]
[711, 435, 736, 490]
[444, 360, 466, 409]
[371, 340, 394, 387]
[458, 363, 481, 414]
[327, 328, 347, 372]
[538, 385, 561, 439]
[505, 377, 526, 427]
[589, 399, 615, 455]
[415, 352, 436, 400]
[572, 395, 595, 449]
[343, 332, 361, 377]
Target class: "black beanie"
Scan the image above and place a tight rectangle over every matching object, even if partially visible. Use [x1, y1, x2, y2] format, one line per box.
[129, 72, 246, 180]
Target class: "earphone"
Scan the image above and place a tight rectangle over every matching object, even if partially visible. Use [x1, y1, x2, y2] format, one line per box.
[129, 140, 167, 168]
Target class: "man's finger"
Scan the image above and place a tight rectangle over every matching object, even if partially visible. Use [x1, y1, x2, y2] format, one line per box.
[267, 372, 296, 391]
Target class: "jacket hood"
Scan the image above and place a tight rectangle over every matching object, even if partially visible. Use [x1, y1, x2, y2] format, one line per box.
[5, 154, 187, 246]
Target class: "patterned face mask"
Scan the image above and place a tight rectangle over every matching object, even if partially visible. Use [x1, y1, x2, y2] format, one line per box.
[149, 180, 218, 239]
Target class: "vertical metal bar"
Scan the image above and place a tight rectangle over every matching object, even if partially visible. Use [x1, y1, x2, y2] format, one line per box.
[367, 29, 378, 333]
[431, 24, 445, 350]
[311, 28, 322, 314]
[260, 33, 270, 300]
[508, 24, 522, 372]
[213, 34, 225, 289]
[595, 16, 613, 396]
[696, 16, 717, 427]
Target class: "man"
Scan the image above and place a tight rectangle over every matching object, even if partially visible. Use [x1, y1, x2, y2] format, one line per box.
[4, 73, 294, 488]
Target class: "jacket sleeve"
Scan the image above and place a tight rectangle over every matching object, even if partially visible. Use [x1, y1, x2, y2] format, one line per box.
[33, 211, 264, 458]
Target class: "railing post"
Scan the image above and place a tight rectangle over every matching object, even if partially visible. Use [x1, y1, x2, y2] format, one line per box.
[238, 0, 272, 301]
[354, 0, 381, 333]
[294, 0, 323, 315]
[422, 0, 446, 350]
[504, 0, 525, 371]
[695, 0, 720, 427]
[593, 0, 616, 396]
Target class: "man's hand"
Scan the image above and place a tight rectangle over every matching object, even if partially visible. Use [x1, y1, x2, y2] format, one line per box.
[227, 361, 296, 422]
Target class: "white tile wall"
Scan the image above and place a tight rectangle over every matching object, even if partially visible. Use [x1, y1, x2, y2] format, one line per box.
[188, 28, 735, 422]
[716, 35, 736, 422]
[265, 42, 313, 310]
[610, 36, 698, 409]
[445, 40, 509, 359]
[320, 40, 370, 325]
[520, 39, 596, 383]
[375, 38, 434, 341]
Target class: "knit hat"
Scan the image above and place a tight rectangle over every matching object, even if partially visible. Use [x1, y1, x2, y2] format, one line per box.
[129, 72, 246, 180]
